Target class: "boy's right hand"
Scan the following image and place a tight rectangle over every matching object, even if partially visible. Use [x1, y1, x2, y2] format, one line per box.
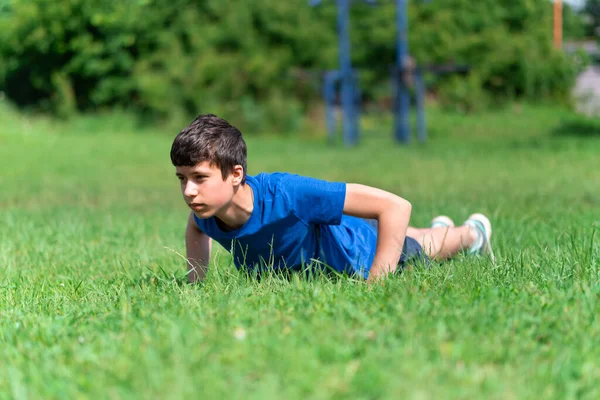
[185, 211, 211, 283]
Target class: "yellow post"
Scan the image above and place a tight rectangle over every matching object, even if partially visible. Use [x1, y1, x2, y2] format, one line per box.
[554, 0, 563, 50]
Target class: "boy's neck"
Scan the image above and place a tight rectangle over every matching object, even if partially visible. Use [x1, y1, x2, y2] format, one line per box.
[214, 182, 254, 231]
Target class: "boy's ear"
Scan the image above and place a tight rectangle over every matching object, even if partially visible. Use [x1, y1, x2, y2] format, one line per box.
[231, 165, 245, 185]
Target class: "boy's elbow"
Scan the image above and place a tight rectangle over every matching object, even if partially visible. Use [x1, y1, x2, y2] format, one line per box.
[394, 197, 411, 214]
[402, 199, 412, 219]
[380, 196, 411, 218]
[393, 197, 412, 222]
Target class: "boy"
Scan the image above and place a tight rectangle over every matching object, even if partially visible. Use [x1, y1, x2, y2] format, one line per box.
[171, 114, 494, 283]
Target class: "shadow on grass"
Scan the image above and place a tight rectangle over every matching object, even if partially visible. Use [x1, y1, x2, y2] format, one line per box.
[505, 118, 600, 151]
[551, 119, 600, 138]
[122, 258, 446, 290]
[123, 264, 355, 291]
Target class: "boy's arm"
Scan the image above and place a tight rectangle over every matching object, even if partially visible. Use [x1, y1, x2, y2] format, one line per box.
[185, 211, 212, 283]
[343, 184, 412, 282]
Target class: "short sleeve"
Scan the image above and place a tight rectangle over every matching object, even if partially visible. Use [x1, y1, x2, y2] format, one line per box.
[278, 173, 346, 225]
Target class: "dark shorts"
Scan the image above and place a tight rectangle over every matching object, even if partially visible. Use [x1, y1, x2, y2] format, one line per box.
[399, 236, 430, 270]
[364, 219, 430, 270]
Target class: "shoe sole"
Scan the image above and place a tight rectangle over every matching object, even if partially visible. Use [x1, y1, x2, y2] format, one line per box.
[467, 213, 495, 262]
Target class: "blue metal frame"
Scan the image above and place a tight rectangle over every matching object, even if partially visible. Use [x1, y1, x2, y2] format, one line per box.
[311, 0, 428, 146]
[394, 0, 410, 143]
[323, 70, 361, 145]
[311, 0, 369, 146]
[336, 0, 359, 146]
[414, 68, 427, 143]
[394, 0, 427, 144]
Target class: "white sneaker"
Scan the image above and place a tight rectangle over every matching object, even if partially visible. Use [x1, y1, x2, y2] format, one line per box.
[464, 213, 495, 262]
[431, 216, 455, 229]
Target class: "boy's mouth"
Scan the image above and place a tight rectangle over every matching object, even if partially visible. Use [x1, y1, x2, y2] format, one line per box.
[188, 203, 205, 211]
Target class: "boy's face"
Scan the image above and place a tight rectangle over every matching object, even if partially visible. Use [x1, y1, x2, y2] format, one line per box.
[175, 161, 241, 219]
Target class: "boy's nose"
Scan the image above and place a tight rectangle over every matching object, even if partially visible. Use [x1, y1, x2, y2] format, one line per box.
[184, 181, 198, 197]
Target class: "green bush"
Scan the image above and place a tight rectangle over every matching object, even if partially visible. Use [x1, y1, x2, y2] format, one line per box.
[0, 0, 582, 129]
[410, 0, 578, 110]
[0, 0, 335, 130]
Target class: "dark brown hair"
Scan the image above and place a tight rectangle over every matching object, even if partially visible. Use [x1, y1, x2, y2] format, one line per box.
[170, 114, 247, 183]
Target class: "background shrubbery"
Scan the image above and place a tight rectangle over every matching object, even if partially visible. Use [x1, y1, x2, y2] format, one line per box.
[0, 0, 586, 131]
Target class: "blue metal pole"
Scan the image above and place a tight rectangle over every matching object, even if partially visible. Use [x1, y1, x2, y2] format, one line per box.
[415, 68, 427, 143]
[352, 71, 361, 143]
[394, 0, 411, 144]
[337, 0, 358, 146]
[324, 71, 339, 144]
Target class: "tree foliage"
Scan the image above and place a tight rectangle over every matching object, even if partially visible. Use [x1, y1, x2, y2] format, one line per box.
[0, 0, 581, 129]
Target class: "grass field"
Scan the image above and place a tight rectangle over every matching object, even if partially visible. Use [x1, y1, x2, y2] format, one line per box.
[1, 101, 599, 399]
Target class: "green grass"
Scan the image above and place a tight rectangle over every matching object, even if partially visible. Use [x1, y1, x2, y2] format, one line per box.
[1, 101, 599, 399]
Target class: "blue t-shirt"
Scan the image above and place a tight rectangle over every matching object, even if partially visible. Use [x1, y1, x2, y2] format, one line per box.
[193, 172, 377, 279]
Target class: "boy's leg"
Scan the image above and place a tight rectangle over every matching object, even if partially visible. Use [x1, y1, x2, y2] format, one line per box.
[408, 225, 476, 260]
[406, 215, 454, 238]
[407, 213, 494, 261]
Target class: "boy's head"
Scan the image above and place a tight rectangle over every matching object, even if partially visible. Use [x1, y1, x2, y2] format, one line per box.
[171, 114, 248, 218]
[170, 114, 247, 181]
